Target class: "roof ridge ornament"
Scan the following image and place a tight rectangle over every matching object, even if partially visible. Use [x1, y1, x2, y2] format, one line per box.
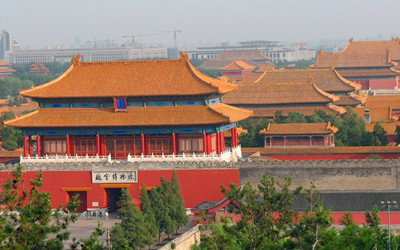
[71, 54, 81, 66]
[329, 64, 335, 71]
[179, 51, 189, 62]
[349, 38, 353, 43]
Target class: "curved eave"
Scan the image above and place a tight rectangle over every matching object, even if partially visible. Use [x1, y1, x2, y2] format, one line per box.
[187, 60, 237, 94]
[311, 82, 340, 102]
[332, 69, 361, 91]
[21, 63, 75, 98]
[5, 104, 252, 128]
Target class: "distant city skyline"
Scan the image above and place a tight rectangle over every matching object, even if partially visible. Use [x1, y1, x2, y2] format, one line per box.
[1, 0, 399, 50]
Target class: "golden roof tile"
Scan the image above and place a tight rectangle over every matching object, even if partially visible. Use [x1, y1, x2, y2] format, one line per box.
[0, 60, 11, 66]
[223, 81, 339, 105]
[260, 122, 338, 135]
[220, 60, 256, 71]
[256, 68, 360, 92]
[311, 50, 394, 68]
[342, 39, 400, 61]
[21, 52, 237, 99]
[5, 104, 252, 128]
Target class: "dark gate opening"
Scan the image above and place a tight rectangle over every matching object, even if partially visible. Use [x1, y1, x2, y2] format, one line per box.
[105, 188, 122, 213]
[67, 191, 87, 212]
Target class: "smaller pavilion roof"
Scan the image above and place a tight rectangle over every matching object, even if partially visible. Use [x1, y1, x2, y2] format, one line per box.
[342, 38, 400, 61]
[260, 122, 338, 135]
[223, 81, 339, 105]
[0, 60, 11, 66]
[353, 95, 400, 122]
[220, 60, 256, 71]
[29, 62, 49, 74]
[256, 68, 360, 93]
[311, 50, 394, 68]
[5, 103, 253, 128]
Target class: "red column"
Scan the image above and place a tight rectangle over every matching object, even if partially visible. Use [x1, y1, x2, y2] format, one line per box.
[208, 134, 212, 153]
[141, 134, 145, 155]
[23, 135, 27, 157]
[37, 136, 41, 157]
[309, 136, 312, 146]
[172, 133, 177, 155]
[220, 132, 225, 152]
[284, 137, 287, 146]
[96, 134, 100, 156]
[101, 135, 105, 155]
[66, 135, 71, 156]
[231, 128, 235, 147]
[203, 133, 207, 154]
[29, 136, 32, 157]
[216, 132, 221, 155]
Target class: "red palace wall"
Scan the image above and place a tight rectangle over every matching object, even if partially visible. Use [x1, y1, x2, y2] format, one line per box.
[369, 79, 399, 89]
[0, 169, 239, 209]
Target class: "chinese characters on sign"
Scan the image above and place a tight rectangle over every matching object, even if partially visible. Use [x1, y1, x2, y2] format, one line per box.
[92, 171, 138, 183]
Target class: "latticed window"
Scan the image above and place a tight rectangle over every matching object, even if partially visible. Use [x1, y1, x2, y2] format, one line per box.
[43, 139, 66, 155]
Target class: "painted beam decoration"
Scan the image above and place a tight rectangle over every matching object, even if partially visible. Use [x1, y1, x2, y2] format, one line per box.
[92, 171, 138, 183]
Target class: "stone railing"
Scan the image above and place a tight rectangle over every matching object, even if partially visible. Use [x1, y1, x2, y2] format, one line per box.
[20, 154, 111, 163]
[19, 145, 242, 163]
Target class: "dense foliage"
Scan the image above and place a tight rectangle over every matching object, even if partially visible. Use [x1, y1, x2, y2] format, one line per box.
[0, 112, 23, 151]
[0, 165, 80, 249]
[238, 108, 388, 147]
[193, 175, 399, 249]
[111, 170, 188, 248]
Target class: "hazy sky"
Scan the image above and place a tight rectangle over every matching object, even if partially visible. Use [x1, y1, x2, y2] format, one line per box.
[1, 0, 399, 49]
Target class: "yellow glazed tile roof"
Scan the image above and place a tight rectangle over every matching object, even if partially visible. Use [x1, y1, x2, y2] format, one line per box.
[21, 53, 237, 99]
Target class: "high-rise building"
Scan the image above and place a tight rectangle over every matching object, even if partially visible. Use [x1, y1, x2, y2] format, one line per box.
[0, 30, 12, 60]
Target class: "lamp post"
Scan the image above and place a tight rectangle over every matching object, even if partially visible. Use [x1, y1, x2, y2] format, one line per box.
[380, 200, 398, 250]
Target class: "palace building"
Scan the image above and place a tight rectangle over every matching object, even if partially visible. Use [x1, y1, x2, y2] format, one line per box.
[1, 53, 252, 212]
[219, 60, 256, 82]
[260, 123, 337, 147]
[222, 80, 346, 118]
[29, 62, 50, 75]
[0, 60, 15, 78]
[311, 42, 400, 92]
[255, 67, 364, 107]
[6, 52, 252, 162]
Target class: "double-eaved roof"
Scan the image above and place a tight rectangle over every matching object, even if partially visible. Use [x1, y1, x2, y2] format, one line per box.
[21, 53, 237, 99]
[256, 68, 360, 93]
[223, 81, 339, 105]
[260, 122, 338, 135]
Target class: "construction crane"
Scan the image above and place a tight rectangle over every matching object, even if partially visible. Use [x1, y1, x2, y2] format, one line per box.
[161, 28, 182, 49]
[122, 33, 160, 48]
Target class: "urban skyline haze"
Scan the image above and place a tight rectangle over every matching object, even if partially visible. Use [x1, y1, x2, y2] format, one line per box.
[1, 0, 399, 49]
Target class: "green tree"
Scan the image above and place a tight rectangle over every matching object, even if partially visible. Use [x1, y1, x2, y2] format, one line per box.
[373, 122, 388, 146]
[151, 184, 174, 243]
[0, 164, 80, 249]
[171, 170, 189, 231]
[395, 125, 400, 145]
[285, 111, 307, 123]
[274, 111, 286, 123]
[219, 176, 302, 249]
[140, 184, 157, 247]
[198, 68, 222, 78]
[0, 126, 23, 151]
[111, 188, 152, 249]
[238, 117, 270, 147]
